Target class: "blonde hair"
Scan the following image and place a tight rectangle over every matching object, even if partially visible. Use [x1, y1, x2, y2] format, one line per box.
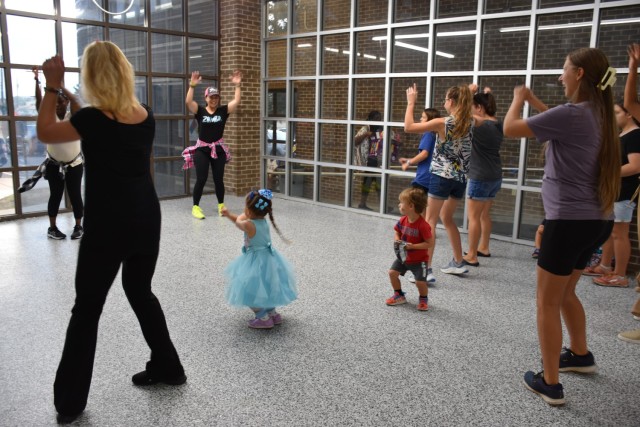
[446, 85, 473, 140]
[80, 41, 138, 118]
[567, 48, 620, 215]
[399, 187, 427, 214]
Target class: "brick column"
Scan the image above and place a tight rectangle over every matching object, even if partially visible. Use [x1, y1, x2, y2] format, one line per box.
[220, 0, 262, 196]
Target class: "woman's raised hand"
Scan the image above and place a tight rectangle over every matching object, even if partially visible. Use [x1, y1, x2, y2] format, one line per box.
[41, 56, 65, 88]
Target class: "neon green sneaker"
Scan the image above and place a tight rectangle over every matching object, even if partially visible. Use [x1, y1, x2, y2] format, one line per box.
[192, 205, 205, 219]
[218, 203, 225, 217]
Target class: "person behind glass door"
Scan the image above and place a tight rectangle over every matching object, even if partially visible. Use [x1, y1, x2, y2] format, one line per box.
[462, 88, 503, 266]
[37, 42, 186, 423]
[354, 110, 383, 210]
[404, 84, 475, 280]
[504, 47, 620, 405]
[184, 70, 242, 219]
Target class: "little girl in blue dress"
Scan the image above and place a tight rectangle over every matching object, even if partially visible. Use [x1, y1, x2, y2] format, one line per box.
[221, 189, 297, 329]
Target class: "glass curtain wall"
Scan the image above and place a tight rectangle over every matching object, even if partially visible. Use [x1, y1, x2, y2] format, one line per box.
[0, 0, 219, 219]
[262, 0, 640, 243]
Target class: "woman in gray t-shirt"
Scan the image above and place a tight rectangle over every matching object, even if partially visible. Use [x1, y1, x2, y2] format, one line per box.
[504, 47, 620, 406]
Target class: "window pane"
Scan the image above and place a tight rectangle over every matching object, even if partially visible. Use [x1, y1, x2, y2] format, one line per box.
[351, 121, 384, 169]
[0, 166, 15, 216]
[61, 0, 104, 21]
[481, 17, 530, 71]
[386, 126, 402, 169]
[135, 76, 148, 106]
[355, 30, 387, 75]
[111, 29, 148, 72]
[15, 121, 44, 167]
[353, 78, 385, 121]
[356, 0, 387, 27]
[539, 0, 591, 8]
[293, 37, 316, 76]
[290, 162, 313, 199]
[598, 6, 640, 69]
[434, 22, 476, 72]
[266, 40, 287, 78]
[265, 158, 284, 194]
[292, 122, 314, 160]
[0, 122, 12, 168]
[321, 33, 350, 75]
[154, 119, 185, 157]
[319, 166, 345, 206]
[386, 174, 414, 215]
[5, 0, 53, 14]
[431, 76, 460, 116]
[189, 0, 218, 35]
[323, 0, 350, 30]
[394, 0, 430, 23]
[151, 0, 184, 31]
[0, 70, 7, 116]
[491, 188, 516, 238]
[266, 82, 287, 117]
[436, 0, 478, 19]
[293, 0, 317, 33]
[152, 77, 185, 115]
[151, 33, 184, 74]
[62, 23, 105, 69]
[477, 76, 524, 184]
[154, 160, 186, 197]
[392, 26, 430, 73]
[18, 170, 48, 214]
[292, 80, 316, 118]
[188, 38, 218, 76]
[7, 16, 55, 65]
[484, 0, 530, 13]
[266, 0, 289, 37]
[265, 120, 286, 157]
[390, 77, 424, 123]
[109, 0, 145, 26]
[534, 11, 592, 70]
[320, 79, 348, 120]
[350, 169, 381, 211]
[319, 123, 347, 163]
[12, 69, 39, 117]
[518, 191, 544, 240]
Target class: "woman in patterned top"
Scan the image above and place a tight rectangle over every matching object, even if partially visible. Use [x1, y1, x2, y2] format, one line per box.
[404, 84, 475, 282]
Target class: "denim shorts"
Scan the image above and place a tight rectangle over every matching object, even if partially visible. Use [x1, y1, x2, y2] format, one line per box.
[614, 200, 636, 223]
[428, 173, 466, 200]
[467, 178, 502, 201]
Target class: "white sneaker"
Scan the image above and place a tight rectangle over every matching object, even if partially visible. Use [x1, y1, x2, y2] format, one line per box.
[427, 268, 436, 283]
[440, 259, 468, 275]
[406, 272, 416, 283]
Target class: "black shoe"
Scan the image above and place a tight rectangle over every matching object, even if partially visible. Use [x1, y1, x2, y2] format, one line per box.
[47, 226, 67, 240]
[523, 371, 565, 406]
[559, 347, 598, 373]
[70, 225, 84, 240]
[56, 411, 81, 424]
[132, 370, 187, 386]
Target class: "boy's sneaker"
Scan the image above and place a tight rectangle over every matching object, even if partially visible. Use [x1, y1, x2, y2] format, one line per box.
[531, 248, 540, 259]
[47, 226, 66, 240]
[618, 328, 640, 344]
[218, 203, 225, 217]
[70, 225, 84, 240]
[192, 205, 205, 219]
[248, 316, 274, 329]
[426, 268, 436, 283]
[558, 347, 598, 373]
[416, 298, 429, 311]
[593, 274, 629, 288]
[440, 259, 468, 275]
[523, 371, 565, 406]
[385, 291, 406, 306]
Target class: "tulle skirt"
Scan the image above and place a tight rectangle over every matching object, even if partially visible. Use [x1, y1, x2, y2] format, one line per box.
[224, 246, 297, 308]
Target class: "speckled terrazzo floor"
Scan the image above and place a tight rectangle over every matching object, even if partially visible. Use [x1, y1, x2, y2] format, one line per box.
[1, 195, 638, 426]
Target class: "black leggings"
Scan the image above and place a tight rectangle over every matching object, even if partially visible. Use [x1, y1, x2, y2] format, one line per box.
[192, 147, 227, 205]
[53, 228, 183, 415]
[46, 162, 84, 219]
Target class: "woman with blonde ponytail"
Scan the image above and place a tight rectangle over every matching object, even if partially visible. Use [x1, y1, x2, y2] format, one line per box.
[504, 47, 619, 406]
[404, 84, 476, 282]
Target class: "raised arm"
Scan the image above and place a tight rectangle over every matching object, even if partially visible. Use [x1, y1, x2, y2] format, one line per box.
[404, 84, 444, 135]
[624, 43, 640, 121]
[36, 56, 81, 144]
[221, 207, 256, 238]
[504, 85, 537, 138]
[61, 86, 82, 115]
[33, 67, 42, 112]
[227, 70, 242, 114]
[186, 70, 201, 115]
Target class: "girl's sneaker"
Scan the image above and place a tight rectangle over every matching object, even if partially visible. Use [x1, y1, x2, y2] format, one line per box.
[248, 316, 274, 329]
[523, 371, 565, 406]
[270, 312, 283, 325]
[558, 347, 598, 373]
[531, 248, 540, 259]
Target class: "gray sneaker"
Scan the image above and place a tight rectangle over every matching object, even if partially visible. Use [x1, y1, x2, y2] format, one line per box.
[427, 268, 436, 283]
[70, 225, 84, 240]
[47, 226, 66, 240]
[440, 259, 468, 275]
